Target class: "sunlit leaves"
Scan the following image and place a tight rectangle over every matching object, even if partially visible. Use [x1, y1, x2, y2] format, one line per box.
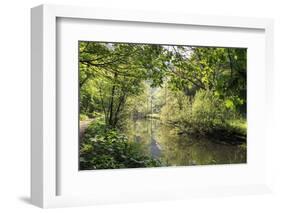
[225, 99, 235, 110]
[79, 41, 247, 127]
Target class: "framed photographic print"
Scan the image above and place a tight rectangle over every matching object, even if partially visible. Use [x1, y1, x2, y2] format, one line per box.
[31, 4, 274, 208]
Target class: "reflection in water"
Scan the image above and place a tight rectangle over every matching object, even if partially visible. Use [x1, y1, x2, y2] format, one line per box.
[150, 137, 162, 159]
[123, 118, 246, 166]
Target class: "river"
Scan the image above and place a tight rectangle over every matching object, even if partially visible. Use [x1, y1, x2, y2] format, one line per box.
[123, 118, 246, 166]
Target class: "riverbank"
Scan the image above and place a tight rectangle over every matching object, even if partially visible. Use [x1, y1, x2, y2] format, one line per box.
[79, 111, 246, 170]
[79, 119, 163, 170]
[123, 117, 246, 166]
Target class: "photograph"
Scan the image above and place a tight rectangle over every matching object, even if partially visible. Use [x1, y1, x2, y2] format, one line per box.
[79, 41, 247, 170]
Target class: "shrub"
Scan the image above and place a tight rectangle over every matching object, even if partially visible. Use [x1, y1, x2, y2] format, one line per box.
[160, 90, 244, 136]
[190, 90, 229, 134]
[80, 121, 162, 170]
[160, 90, 192, 125]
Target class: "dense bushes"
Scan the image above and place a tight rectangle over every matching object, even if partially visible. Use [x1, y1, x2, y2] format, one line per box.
[160, 90, 246, 138]
[80, 120, 162, 170]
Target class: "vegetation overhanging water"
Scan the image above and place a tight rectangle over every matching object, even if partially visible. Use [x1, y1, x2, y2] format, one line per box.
[79, 42, 247, 170]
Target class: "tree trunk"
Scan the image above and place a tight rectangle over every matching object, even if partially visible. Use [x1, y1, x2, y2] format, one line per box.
[113, 93, 126, 126]
[108, 72, 118, 126]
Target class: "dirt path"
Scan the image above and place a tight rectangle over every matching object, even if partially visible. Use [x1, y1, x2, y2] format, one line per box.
[79, 119, 93, 140]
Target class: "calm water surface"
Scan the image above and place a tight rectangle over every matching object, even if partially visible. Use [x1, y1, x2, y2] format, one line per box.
[123, 118, 246, 166]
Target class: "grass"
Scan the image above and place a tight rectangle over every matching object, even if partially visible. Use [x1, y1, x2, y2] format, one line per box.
[79, 114, 89, 121]
[227, 118, 247, 136]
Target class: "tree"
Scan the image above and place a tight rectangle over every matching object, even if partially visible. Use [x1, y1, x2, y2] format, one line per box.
[79, 42, 171, 127]
[166, 47, 246, 113]
[79, 42, 247, 128]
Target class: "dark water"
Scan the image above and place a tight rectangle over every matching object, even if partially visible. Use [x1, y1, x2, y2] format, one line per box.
[124, 118, 246, 166]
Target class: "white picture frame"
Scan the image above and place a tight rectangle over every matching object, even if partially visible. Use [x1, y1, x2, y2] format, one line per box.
[31, 4, 274, 208]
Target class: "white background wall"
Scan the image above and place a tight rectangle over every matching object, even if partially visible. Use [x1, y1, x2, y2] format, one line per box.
[0, 0, 280, 212]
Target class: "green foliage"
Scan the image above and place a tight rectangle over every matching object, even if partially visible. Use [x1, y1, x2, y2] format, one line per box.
[79, 42, 173, 128]
[79, 114, 88, 121]
[167, 47, 247, 113]
[226, 118, 247, 136]
[189, 90, 236, 134]
[80, 121, 162, 170]
[79, 42, 246, 129]
[79, 41, 247, 164]
[160, 90, 245, 138]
